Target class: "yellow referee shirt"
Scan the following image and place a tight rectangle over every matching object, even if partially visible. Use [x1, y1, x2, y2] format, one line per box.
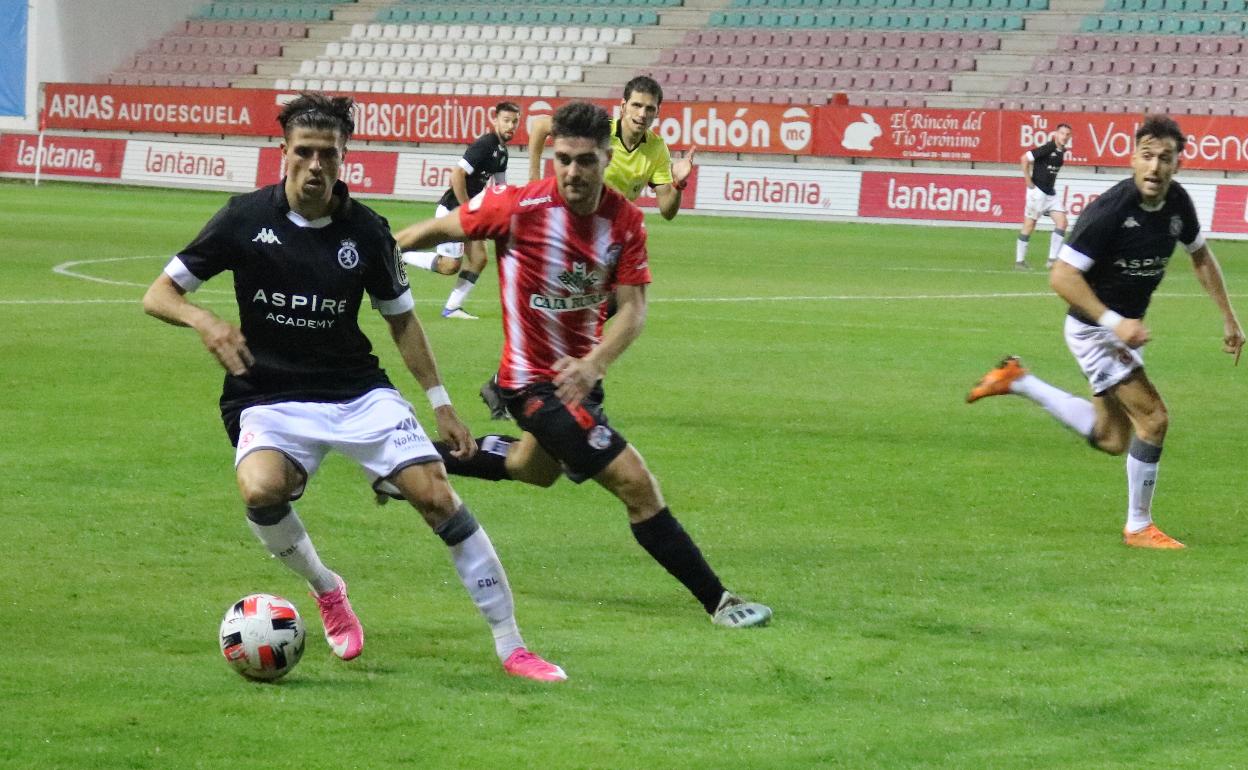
[604, 117, 674, 201]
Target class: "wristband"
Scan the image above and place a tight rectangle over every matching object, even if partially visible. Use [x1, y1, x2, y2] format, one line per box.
[426, 385, 452, 409]
[673, 178, 688, 191]
[1097, 309, 1124, 329]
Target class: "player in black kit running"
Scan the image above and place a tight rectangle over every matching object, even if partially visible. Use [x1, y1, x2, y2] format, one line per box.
[970, 115, 1244, 549]
[141, 92, 565, 681]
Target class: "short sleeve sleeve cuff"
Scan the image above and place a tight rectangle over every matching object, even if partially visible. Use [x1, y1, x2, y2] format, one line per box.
[1057, 244, 1094, 272]
[371, 289, 415, 316]
[1025, 150, 1036, 162]
[165, 256, 204, 292]
[1183, 232, 1206, 253]
[457, 157, 475, 175]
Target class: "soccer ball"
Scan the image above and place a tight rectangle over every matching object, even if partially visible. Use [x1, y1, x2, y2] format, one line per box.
[219, 593, 306, 681]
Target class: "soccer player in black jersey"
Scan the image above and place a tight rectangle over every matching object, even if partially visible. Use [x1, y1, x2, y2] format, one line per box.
[142, 92, 565, 681]
[1015, 123, 1072, 270]
[970, 115, 1244, 549]
[403, 102, 521, 320]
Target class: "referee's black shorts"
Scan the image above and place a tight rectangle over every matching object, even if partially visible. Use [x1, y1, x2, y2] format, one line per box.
[503, 381, 628, 483]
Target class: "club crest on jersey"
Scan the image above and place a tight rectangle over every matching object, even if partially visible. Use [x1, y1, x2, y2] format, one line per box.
[337, 239, 360, 269]
[393, 244, 409, 287]
[1169, 216, 1182, 237]
[558, 261, 603, 293]
[604, 243, 622, 267]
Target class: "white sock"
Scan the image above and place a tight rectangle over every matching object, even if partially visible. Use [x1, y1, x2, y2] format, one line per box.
[444, 273, 479, 311]
[1010, 373, 1096, 438]
[247, 510, 339, 594]
[1125, 438, 1162, 533]
[403, 251, 438, 271]
[448, 527, 525, 661]
[1015, 236, 1028, 263]
[1048, 230, 1065, 263]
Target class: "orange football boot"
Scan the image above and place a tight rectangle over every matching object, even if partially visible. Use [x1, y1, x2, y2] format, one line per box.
[1123, 524, 1186, 549]
[966, 356, 1027, 403]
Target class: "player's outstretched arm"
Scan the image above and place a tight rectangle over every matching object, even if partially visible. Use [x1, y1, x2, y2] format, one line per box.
[527, 115, 553, 183]
[383, 310, 475, 457]
[1189, 243, 1245, 364]
[1050, 260, 1149, 348]
[394, 209, 470, 251]
[142, 273, 254, 375]
[552, 284, 647, 405]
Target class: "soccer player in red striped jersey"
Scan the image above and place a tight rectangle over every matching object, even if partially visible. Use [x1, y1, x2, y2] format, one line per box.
[395, 102, 770, 629]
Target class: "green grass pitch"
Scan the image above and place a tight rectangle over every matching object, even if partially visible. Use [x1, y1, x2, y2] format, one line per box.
[2, 179, 1246, 769]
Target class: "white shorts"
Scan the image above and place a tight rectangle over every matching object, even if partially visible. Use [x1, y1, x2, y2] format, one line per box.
[1024, 186, 1064, 220]
[434, 204, 465, 259]
[235, 388, 439, 500]
[1064, 315, 1143, 395]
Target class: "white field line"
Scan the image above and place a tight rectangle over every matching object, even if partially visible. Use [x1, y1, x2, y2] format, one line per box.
[0, 255, 1236, 306]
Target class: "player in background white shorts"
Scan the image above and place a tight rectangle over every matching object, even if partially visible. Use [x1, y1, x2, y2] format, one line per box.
[1015, 123, 1072, 271]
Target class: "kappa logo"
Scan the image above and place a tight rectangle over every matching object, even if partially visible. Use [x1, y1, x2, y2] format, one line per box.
[252, 227, 282, 245]
[1122, 217, 1140, 228]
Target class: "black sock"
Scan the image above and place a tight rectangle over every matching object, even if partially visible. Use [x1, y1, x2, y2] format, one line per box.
[433, 435, 514, 481]
[458, 269, 480, 284]
[630, 508, 726, 614]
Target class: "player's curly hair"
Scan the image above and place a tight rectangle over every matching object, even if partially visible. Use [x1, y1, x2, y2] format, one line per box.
[550, 101, 612, 148]
[623, 75, 663, 106]
[1136, 114, 1186, 153]
[277, 92, 355, 141]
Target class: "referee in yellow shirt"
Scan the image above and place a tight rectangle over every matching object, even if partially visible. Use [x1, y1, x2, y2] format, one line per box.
[526, 75, 697, 220]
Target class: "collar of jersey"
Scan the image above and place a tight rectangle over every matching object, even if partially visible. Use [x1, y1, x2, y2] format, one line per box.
[614, 118, 647, 153]
[272, 179, 352, 226]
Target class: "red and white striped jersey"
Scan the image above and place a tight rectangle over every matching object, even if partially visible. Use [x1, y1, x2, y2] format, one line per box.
[458, 177, 651, 388]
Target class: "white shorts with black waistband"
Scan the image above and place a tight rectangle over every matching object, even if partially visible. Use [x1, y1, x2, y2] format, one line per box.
[434, 204, 466, 259]
[1024, 186, 1064, 220]
[235, 388, 439, 500]
[1064, 315, 1144, 396]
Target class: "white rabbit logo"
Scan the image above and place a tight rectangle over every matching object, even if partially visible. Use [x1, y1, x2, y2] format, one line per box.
[841, 113, 882, 151]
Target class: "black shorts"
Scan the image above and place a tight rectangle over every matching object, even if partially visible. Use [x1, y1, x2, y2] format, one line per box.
[503, 381, 629, 483]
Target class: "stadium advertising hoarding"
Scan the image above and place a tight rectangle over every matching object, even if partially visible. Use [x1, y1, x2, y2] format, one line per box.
[0, 133, 124, 178]
[42, 84, 810, 156]
[121, 140, 259, 190]
[858, 171, 1021, 223]
[695, 165, 859, 216]
[817, 107, 1248, 172]
[5, 132, 1247, 238]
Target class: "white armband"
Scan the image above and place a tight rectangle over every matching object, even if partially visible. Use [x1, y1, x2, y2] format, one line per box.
[1097, 310, 1124, 329]
[426, 385, 452, 409]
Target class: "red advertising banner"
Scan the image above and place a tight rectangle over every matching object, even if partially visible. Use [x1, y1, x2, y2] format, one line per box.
[816, 106, 1000, 163]
[817, 106, 1248, 172]
[256, 146, 399, 194]
[858, 171, 1024, 223]
[1000, 111, 1248, 171]
[0, 133, 125, 178]
[43, 84, 809, 155]
[44, 85, 274, 136]
[1211, 184, 1248, 234]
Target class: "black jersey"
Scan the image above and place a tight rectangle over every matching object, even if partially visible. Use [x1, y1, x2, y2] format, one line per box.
[1028, 140, 1067, 195]
[437, 131, 508, 211]
[171, 181, 411, 444]
[1063, 177, 1202, 322]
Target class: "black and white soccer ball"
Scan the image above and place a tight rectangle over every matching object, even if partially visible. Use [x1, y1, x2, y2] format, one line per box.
[219, 593, 306, 681]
